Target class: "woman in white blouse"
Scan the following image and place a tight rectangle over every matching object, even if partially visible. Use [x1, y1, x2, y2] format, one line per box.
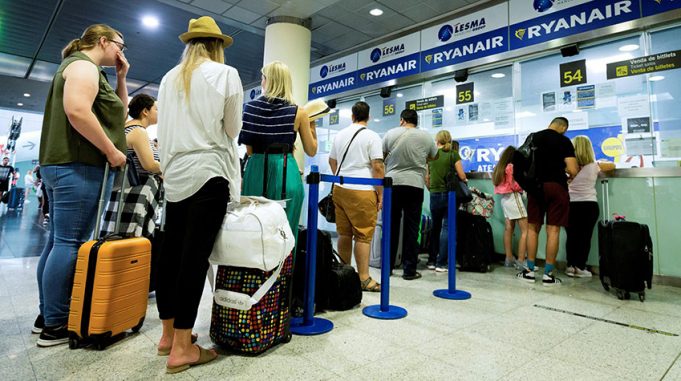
[155, 16, 243, 373]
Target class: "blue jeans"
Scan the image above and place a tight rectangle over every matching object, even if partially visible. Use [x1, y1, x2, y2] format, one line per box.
[36, 163, 113, 326]
[429, 192, 450, 267]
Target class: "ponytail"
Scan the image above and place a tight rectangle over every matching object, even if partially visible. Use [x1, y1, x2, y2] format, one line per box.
[62, 39, 81, 60]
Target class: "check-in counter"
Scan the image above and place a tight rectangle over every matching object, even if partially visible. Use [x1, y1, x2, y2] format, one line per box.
[465, 168, 681, 284]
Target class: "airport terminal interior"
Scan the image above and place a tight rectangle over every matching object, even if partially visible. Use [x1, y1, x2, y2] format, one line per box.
[1, 0, 681, 380]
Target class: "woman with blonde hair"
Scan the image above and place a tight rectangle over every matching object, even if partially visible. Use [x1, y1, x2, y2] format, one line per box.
[425, 129, 466, 271]
[239, 60, 317, 240]
[35, 23, 128, 347]
[156, 16, 243, 373]
[565, 135, 615, 278]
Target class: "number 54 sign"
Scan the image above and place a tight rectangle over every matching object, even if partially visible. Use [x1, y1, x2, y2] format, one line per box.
[560, 59, 587, 87]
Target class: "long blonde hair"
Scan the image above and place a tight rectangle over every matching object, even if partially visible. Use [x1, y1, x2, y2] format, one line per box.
[573, 135, 596, 166]
[262, 61, 295, 104]
[435, 130, 452, 152]
[178, 38, 225, 99]
[62, 24, 123, 60]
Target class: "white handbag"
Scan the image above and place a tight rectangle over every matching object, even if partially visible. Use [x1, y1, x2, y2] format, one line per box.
[208, 196, 294, 311]
[210, 196, 294, 271]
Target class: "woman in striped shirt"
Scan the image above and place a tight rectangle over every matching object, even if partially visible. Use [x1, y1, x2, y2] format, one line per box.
[239, 61, 317, 240]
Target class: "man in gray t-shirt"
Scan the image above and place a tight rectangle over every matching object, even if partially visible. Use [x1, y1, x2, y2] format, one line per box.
[383, 110, 438, 279]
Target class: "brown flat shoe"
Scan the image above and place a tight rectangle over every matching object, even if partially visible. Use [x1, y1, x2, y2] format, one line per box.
[166, 345, 217, 374]
[157, 333, 198, 356]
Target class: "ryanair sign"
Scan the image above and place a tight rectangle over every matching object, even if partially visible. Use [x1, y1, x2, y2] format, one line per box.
[357, 32, 421, 86]
[642, 0, 681, 17]
[308, 54, 358, 99]
[509, 0, 640, 50]
[420, 3, 508, 73]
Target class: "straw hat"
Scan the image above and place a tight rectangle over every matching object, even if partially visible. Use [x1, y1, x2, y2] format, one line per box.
[179, 16, 233, 47]
[303, 99, 331, 121]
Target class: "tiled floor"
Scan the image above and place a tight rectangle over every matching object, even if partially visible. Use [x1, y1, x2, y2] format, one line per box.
[1, 206, 681, 380]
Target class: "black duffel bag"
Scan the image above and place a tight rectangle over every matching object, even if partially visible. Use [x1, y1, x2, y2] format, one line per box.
[326, 252, 362, 311]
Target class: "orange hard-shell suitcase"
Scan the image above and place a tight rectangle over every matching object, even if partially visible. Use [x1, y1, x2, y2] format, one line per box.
[68, 164, 152, 350]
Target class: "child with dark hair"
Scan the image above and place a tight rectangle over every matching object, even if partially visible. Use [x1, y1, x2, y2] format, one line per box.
[492, 145, 529, 269]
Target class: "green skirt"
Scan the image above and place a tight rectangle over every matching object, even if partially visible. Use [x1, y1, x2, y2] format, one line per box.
[242, 153, 304, 243]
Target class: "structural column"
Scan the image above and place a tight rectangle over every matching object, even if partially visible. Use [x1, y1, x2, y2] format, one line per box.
[263, 16, 312, 173]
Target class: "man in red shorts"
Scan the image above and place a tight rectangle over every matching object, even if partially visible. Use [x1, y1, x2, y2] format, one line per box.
[517, 117, 578, 285]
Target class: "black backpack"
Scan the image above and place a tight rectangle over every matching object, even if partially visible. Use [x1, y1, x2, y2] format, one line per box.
[512, 133, 542, 197]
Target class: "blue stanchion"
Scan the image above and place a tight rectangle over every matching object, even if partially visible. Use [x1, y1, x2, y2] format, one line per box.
[363, 177, 408, 320]
[291, 165, 334, 335]
[433, 191, 472, 300]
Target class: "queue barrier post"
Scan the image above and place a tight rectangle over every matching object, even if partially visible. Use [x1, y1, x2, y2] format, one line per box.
[290, 165, 334, 335]
[433, 190, 471, 300]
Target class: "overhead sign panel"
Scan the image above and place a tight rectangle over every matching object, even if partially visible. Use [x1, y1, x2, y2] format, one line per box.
[606, 50, 681, 79]
[642, 0, 681, 17]
[308, 54, 358, 99]
[420, 3, 509, 72]
[244, 86, 262, 103]
[357, 32, 421, 87]
[509, 0, 640, 50]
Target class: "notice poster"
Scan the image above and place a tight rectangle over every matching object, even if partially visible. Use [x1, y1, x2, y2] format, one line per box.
[493, 98, 514, 129]
[542, 92, 556, 111]
[469, 104, 479, 121]
[432, 108, 443, 128]
[627, 117, 651, 133]
[577, 85, 595, 109]
[618, 95, 651, 119]
[457, 107, 467, 121]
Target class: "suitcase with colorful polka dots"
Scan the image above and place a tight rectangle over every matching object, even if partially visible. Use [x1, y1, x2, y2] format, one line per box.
[209, 254, 294, 354]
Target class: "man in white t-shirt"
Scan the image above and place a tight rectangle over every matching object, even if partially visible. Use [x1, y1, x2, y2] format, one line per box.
[329, 101, 384, 292]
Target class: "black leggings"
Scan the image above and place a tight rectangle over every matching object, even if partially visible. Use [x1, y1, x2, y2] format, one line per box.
[390, 185, 424, 276]
[565, 201, 599, 269]
[156, 177, 229, 329]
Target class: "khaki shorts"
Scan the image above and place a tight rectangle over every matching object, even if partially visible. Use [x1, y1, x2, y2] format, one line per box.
[332, 185, 378, 243]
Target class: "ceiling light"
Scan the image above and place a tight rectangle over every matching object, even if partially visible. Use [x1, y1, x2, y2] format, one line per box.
[142, 15, 160, 28]
[17, 103, 23, 106]
[491, 73, 505, 79]
[619, 44, 639, 52]
[396, 93, 403, 98]
[369, 8, 383, 16]
[649, 75, 665, 82]
[373, 118, 381, 122]
[23, 93, 31, 97]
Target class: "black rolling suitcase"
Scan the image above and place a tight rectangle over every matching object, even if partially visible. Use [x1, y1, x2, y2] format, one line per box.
[292, 227, 333, 315]
[456, 210, 493, 272]
[598, 180, 653, 302]
[210, 143, 294, 354]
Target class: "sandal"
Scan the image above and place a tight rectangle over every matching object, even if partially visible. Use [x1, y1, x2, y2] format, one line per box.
[157, 333, 198, 356]
[360, 277, 381, 292]
[166, 345, 217, 374]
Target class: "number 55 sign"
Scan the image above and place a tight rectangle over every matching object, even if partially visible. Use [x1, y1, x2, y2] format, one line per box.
[560, 59, 587, 87]
[456, 82, 474, 105]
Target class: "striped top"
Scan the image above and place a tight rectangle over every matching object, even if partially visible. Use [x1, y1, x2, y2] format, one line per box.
[125, 125, 159, 177]
[239, 96, 297, 151]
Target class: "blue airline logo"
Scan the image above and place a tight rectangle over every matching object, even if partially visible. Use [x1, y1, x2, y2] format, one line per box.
[438, 25, 454, 42]
[249, 88, 261, 100]
[370, 48, 382, 63]
[512, 1, 638, 49]
[320, 66, 329, 78]
[534, 0, 555, 12]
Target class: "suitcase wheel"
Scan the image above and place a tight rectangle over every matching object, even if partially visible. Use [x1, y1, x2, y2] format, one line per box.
[132, 316, 145, 333]
[68, 336, 80, 350]
[95, 341, 107, 351]
[624, 291, 631, 300]
[616, 290, 625, 300]
[600, 276, 610, 291]
[282, 333, 292, 343]
[639, 292, 645, 303]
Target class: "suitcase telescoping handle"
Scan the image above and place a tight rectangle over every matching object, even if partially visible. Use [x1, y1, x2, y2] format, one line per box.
[93, 162, 131, 239]
[262, 143, 290, 200]
[600, 179, 610, 222]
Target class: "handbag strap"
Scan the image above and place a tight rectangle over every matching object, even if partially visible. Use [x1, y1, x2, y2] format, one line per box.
[335, 127, 366, 176]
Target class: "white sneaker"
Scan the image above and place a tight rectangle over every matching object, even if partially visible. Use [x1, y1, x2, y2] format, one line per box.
[574, 268, 592, 278]
[426, 263, 436, 270]
[435, 267, 448, 272]
[542, 273, 562, 286]
[565, 266, 576, 277]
